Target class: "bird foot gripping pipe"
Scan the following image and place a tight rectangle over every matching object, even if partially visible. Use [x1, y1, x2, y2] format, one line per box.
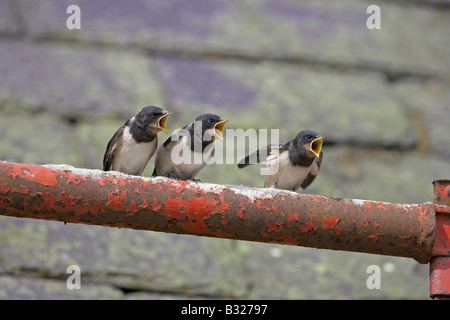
[0, 161, 448, 298]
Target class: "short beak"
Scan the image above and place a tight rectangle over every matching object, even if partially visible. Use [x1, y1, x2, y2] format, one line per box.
[310, 137, 324, 158]
[158, 112, 172, 133]
[214, 120, 228, 141]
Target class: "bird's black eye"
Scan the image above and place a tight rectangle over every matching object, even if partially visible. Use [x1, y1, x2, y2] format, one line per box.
[151, 112, 158, 118]
[208, 119, 214, 124]
[306, 135, 313, 140]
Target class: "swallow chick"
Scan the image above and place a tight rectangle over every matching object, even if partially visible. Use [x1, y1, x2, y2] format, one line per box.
[238, 130, 324, 192]
[103, 106, 171, 176]
[153, 113, 228, 180]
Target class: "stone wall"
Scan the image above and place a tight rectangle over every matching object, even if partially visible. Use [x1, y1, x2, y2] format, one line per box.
[0, 0, 449, 299]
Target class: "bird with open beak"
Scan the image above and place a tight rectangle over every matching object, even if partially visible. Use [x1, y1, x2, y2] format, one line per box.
[103, 106, 171, 176]
[153, 113, 228, 180]
[238, 130, 324, 192]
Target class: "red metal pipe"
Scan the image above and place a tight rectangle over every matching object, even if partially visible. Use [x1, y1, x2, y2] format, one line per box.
[430, 257, 450, 300]
[432, 180, 450, 257]
[430, 180, 450, 299]
[0, 161, 436, 263]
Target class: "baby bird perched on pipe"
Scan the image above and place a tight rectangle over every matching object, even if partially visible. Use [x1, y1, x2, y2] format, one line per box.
[238, 130, 324, 192]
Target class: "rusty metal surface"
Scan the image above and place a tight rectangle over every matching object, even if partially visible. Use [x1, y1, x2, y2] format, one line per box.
[433, 212, 450, 257]
[434, 180, 450, 207]
[430, 180, 450, 299]
[433, 180, 450, 257]
[430, 257, 450, 299]
[0, 161, 436, 263]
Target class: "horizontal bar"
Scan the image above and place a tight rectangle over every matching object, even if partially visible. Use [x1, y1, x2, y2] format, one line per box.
[0, 161, 436, 263]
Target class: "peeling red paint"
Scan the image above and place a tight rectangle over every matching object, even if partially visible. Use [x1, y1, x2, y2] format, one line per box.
[0, 182, 10, 193]
[33, 191, 56, 211]
[321, 216, 339, 229]
[0, 161, 440, 265]
[434, 181, 450, 207]
[237, 203, 245, 218]
[430, 257, 450, 299]
[368, 233, 382, 244]
[106, 190, 127, 211]
[363, 202, 374, 209]
[58, 191, 79, 207]
[300, 220, 317, 233]
[65, 171, 88, 185]
[361, 218, 369, 227]
[169, 181, 186, 194]
[433, 180, 450, 259]
[266, 222, 283, 232]
[181, 219, 209, 233]
[287, 212, 299, 223]
[86, 203, 103, 215]
[161, 197, 186, 219]
[125, 200, 138, 216]
[19, 185, 30, 194]
[162, 195, 222, 234]
[7, 164, 58, 187]
[434, 217, 450, 256]
[279, 235, 299, 245]
[216, 192, 231, 213]
[310, 195, 323, 203]
[254, 199, 277, 211]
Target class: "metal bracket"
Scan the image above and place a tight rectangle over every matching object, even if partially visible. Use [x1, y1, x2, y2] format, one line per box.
[430, 180, 450, 299]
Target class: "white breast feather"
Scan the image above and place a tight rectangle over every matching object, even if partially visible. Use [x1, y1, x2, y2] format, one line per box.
[157, 135, 215, 179]
[113, 127, 157, 175]
[265, 151, 313, 191]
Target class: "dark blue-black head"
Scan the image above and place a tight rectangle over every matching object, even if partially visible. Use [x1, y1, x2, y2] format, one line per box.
[135, 106, 172, 134]
[194, 113, 228, 141]
[294, 130, 324, 158]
